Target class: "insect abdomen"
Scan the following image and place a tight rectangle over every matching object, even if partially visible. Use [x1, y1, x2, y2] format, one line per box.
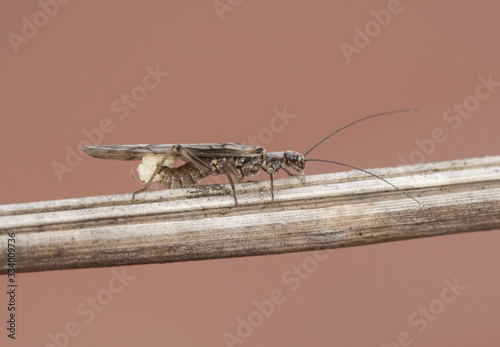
[159, 163, 209, 189]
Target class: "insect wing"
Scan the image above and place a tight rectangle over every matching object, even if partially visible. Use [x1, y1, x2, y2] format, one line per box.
[81, 143, 263, 160]
[182, 143, 263, 158]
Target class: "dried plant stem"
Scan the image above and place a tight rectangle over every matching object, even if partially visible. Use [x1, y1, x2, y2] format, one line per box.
[1, 156, 499, 273]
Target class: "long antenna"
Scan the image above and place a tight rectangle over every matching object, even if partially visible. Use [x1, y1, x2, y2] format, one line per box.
[305, 158, 422, 206]
[304, 108, 420, 157]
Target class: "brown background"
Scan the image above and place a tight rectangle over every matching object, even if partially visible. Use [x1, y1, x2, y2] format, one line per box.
[2, 1, 500, 346]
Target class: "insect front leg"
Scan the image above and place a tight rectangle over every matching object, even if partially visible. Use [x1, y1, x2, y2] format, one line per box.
[299, 171, 306, 184]
[282, 167, 306, 184]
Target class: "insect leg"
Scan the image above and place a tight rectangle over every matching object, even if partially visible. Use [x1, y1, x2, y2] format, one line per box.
[282, 167, 306, 184]
[299, 172, 306, 184]
[282, 167, 295, 176]
[269, 174, 275, 202]
[174, 145, 211, 173]
[222, 160, 239, 205]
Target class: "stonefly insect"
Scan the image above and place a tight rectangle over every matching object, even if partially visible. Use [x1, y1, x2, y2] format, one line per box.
[81, 109, 421, 205]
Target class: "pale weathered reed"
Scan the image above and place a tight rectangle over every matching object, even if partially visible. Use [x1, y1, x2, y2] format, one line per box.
[1, 156, 499, 273]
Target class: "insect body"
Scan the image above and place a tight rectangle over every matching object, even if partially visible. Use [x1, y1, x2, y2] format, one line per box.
[81, 143, 305, 204]
[81, 109, 420, 205]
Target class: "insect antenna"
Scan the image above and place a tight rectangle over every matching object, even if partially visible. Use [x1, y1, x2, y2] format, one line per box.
[303, 108, 422, 206]
[305, 158, 423, 206]
[303, 108, 420, 157]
